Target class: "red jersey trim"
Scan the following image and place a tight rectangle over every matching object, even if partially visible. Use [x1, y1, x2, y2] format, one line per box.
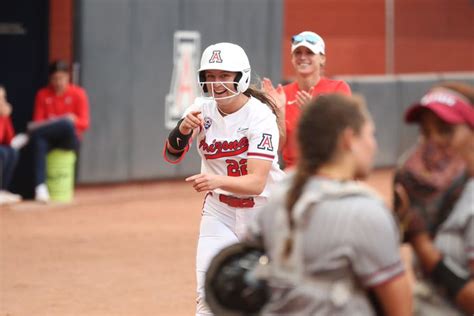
[247, 152, 275, 159]
[163, 140, 189, 164]
[204, 146, 248, 159]
[361, 260, 404, 286]
[366, 270, 405, 289]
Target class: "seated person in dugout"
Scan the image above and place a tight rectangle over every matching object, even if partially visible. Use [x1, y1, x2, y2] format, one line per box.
[26, 60, 90, 202]
[0, 84, 22, 204]
[394, 82, 474, 315]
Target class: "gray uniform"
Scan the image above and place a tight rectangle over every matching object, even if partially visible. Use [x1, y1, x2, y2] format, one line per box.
[412, 178, 474, 316]
[434, 178, 474, 275]
[247, 176, 404, 315]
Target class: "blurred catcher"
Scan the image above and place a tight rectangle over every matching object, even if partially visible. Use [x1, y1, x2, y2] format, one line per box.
[393, 82, 474, 315]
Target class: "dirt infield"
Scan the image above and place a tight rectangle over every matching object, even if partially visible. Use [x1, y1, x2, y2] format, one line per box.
[0, 168, 394, 316]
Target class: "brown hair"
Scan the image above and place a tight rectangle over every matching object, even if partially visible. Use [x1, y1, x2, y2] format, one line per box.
[435, 81, 474, 105]
[244, 85, 283, 137]
[283, 93, 369, 256]
[244, 86, 278, 114]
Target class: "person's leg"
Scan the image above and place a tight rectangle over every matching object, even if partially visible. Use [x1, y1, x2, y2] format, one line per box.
[30, 132, 49, 187]
[235, 197, 268, 241]
[53, 119, 78, 150]
[196, 194, 239, 316]
[0, 146, 19, 190]
[196, 215, 239, 316]
[0, 146, 8, 190]
[30, 119, 78, 201]
[32, 118, 78, 150]
[0, 146, 21, 204]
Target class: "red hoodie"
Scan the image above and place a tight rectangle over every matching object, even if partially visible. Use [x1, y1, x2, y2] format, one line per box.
[0, 116, 14, 145]
[33, 84, 90, 138]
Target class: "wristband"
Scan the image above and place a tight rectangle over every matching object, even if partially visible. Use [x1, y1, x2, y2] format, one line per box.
[168, 119, 192, 151]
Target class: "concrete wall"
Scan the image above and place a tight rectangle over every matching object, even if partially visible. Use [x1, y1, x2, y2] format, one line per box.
[76, 0, 283, 183]
[75, 1, 474, 184]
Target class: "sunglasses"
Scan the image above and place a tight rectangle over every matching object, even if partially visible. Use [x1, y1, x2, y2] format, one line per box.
[291, 34, 320, 45]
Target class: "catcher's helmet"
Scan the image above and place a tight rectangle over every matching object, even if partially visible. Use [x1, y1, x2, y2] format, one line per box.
[205, 242, 270, 316]
[198, 42, 251, 96]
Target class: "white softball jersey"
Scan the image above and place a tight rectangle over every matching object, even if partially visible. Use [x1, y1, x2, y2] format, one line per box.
[168, 96, 285, 316]
[434, 178, 474, 276]
[182, 96, 284, 197]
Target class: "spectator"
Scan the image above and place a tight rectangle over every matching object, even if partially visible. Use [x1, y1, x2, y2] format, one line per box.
[262, 31, 351, 169]
[29, 60, 90, 202]
[394, 82, 474, 315]
[0, 85, 22, 204]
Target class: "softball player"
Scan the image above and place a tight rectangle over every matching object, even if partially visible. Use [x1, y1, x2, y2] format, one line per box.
[164, 42, 284, 316]
[245, 94, 412, 315]
[395, 83, 474, 315]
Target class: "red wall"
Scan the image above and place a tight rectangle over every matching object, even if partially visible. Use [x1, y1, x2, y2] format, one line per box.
[48, 0, 473, 78]
[395, 0, 474, 73]
[283, 0, 474, 78]
[49, 0, 74, 64]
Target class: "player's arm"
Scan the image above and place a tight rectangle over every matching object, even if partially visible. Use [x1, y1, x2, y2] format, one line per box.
[352, 201, 413, 315]
[186, 158, 272, 196]
[372, 275, 412, 316]
[411, 233, 474, 313]
[395, 184, 474, 313]
[219, 158, 272, 195]
[164, 110, 202, 163]
[72, 88, 90, 133]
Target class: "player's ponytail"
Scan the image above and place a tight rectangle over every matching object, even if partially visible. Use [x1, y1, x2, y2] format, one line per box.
[244, 86, 284, 140]
[283, 93, 368, 258]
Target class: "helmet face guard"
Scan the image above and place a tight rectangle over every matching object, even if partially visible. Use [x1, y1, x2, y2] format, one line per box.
[198, 80, 241, 100]
[198, 42, 251, 100]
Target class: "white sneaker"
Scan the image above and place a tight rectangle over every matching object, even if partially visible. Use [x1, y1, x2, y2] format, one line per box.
[0, 190, 22, 205]
[0, 193, 8, 205]
[35, 184, 50, 203]
[10, 133, 29, 150]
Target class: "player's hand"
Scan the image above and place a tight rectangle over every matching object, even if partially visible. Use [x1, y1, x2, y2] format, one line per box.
[393, 184, 427, 243]
[295, 88, 313, 108]
[185, 173, 223, 192]
[262, 78, 286, 116]
[179, 111, 203, 135]
[65, 113, 77, 123]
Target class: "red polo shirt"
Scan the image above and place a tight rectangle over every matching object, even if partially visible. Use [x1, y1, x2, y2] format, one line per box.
[282, 77, 351, 169]
[0, 116, 14, 145]
[33, 84, 90, 138]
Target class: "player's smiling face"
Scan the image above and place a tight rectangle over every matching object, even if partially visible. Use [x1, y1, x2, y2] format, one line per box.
[204, 70, 239, 98]
[420, 110, 473, 159]
[291, 46, 325, 76]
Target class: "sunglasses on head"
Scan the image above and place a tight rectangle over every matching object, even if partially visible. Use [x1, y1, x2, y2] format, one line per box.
[291, 34, 319, 45]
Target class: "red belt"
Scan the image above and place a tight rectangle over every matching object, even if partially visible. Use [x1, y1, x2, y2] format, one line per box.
[218, 194, 255, 208]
